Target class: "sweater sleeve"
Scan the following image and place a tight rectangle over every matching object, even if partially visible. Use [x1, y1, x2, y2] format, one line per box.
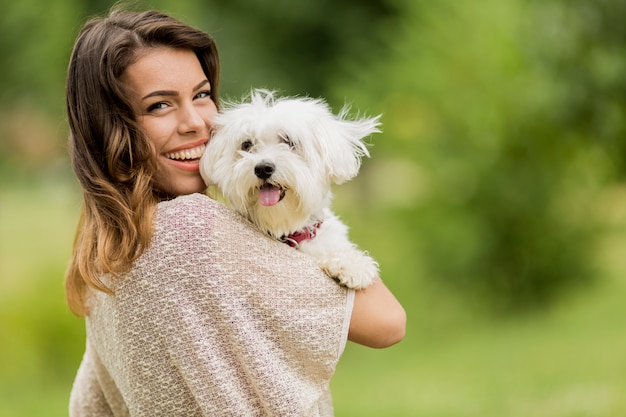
[79, 193, 354, 417]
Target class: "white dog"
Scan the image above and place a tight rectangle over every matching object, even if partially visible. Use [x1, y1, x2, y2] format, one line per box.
[200, 89, 381, 289]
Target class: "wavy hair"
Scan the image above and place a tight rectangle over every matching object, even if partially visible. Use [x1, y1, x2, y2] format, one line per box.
[65, 8, 220, 316]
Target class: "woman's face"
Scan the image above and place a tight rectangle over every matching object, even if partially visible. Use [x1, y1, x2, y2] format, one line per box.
[123, 47, 217, 197]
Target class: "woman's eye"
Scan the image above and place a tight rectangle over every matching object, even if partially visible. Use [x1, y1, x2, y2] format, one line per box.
[241, 140, 254, 152]
[147, 102, 169, 112]
[195, 90, 212, 100]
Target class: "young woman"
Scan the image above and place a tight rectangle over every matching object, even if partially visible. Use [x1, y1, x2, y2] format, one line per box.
[66, 7, 405, 416]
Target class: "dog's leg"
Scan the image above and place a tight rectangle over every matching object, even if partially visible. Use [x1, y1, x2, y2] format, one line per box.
[318, 248, 379, 289]
[299, 216, 378, 289]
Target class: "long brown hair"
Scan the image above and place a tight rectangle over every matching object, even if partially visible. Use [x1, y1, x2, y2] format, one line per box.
[65, 8, 220, 316]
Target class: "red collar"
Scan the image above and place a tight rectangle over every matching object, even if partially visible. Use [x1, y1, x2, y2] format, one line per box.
[280, 221, 323, 248]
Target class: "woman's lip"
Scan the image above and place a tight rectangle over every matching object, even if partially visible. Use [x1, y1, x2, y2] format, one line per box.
[164, 158, 201, 172]
[165, 139, 208, 153]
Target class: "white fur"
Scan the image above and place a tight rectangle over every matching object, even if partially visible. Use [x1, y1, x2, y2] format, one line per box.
[200, 89, 381, 289]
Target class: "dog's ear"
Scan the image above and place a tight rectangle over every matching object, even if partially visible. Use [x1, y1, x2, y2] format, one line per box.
[325, 109, 381, 184]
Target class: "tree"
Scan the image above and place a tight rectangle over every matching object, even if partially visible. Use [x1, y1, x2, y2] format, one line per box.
[330, 0, 625, 312]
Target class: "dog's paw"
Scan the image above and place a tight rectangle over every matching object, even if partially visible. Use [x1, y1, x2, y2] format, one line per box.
[321, 252, 378, 289]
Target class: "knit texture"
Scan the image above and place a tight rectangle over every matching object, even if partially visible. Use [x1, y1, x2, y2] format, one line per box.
[69, 193, 354, 416]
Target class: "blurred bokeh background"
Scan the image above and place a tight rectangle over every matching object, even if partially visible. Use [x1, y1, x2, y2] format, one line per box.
[1, 0, 625, 415]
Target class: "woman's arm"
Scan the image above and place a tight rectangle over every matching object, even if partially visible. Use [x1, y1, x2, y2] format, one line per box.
[348, 278, 406, 348]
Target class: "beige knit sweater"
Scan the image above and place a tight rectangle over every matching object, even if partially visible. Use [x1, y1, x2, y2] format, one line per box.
[69, 193, 354, 416]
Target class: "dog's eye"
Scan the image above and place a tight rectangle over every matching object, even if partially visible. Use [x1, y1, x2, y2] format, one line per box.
[241, 140, 254, 152]
[280, 134, 295, 149]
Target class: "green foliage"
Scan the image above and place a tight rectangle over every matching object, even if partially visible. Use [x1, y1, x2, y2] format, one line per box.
[189, 0, 399, 99]
[0, 0, 80, 113]
[330, 0, 625, 312]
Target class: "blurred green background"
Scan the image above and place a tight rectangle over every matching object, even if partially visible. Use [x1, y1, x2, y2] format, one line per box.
[1, 0, 625, 415]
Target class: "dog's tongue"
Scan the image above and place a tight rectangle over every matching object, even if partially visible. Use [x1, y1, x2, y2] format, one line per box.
[259, 184, 282, 206]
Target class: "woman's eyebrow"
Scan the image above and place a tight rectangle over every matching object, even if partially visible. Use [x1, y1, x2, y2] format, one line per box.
[142, 90, 178, 100]
[141, 80, 209, 100]
[193, 80, 210, 91]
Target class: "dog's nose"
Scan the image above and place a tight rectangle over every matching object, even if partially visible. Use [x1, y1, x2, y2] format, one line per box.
[255, 162, 275, 180]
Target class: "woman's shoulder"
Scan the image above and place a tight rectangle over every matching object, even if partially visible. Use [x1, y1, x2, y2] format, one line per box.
[154, 193, 265, 248]
[156, 193, 236, 229]
[158, 192, 223, 217]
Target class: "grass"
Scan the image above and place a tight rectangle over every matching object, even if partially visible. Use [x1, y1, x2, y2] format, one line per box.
[0, 179, 85, 417]
[333, 280, 626, 416]
[2, 179, 626, 416]
[332, 191, 626, 416]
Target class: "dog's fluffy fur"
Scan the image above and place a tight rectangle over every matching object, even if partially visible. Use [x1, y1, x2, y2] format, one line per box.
[200, 89, 381, 289]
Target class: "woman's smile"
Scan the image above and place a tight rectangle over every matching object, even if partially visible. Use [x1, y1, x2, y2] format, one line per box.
[163, 141, 207, 171]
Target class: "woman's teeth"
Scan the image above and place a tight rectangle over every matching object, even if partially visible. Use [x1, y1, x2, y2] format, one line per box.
[165, 144, 206, 160]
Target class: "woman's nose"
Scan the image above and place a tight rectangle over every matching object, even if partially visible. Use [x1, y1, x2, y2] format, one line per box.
[178, 104, 207, 135]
